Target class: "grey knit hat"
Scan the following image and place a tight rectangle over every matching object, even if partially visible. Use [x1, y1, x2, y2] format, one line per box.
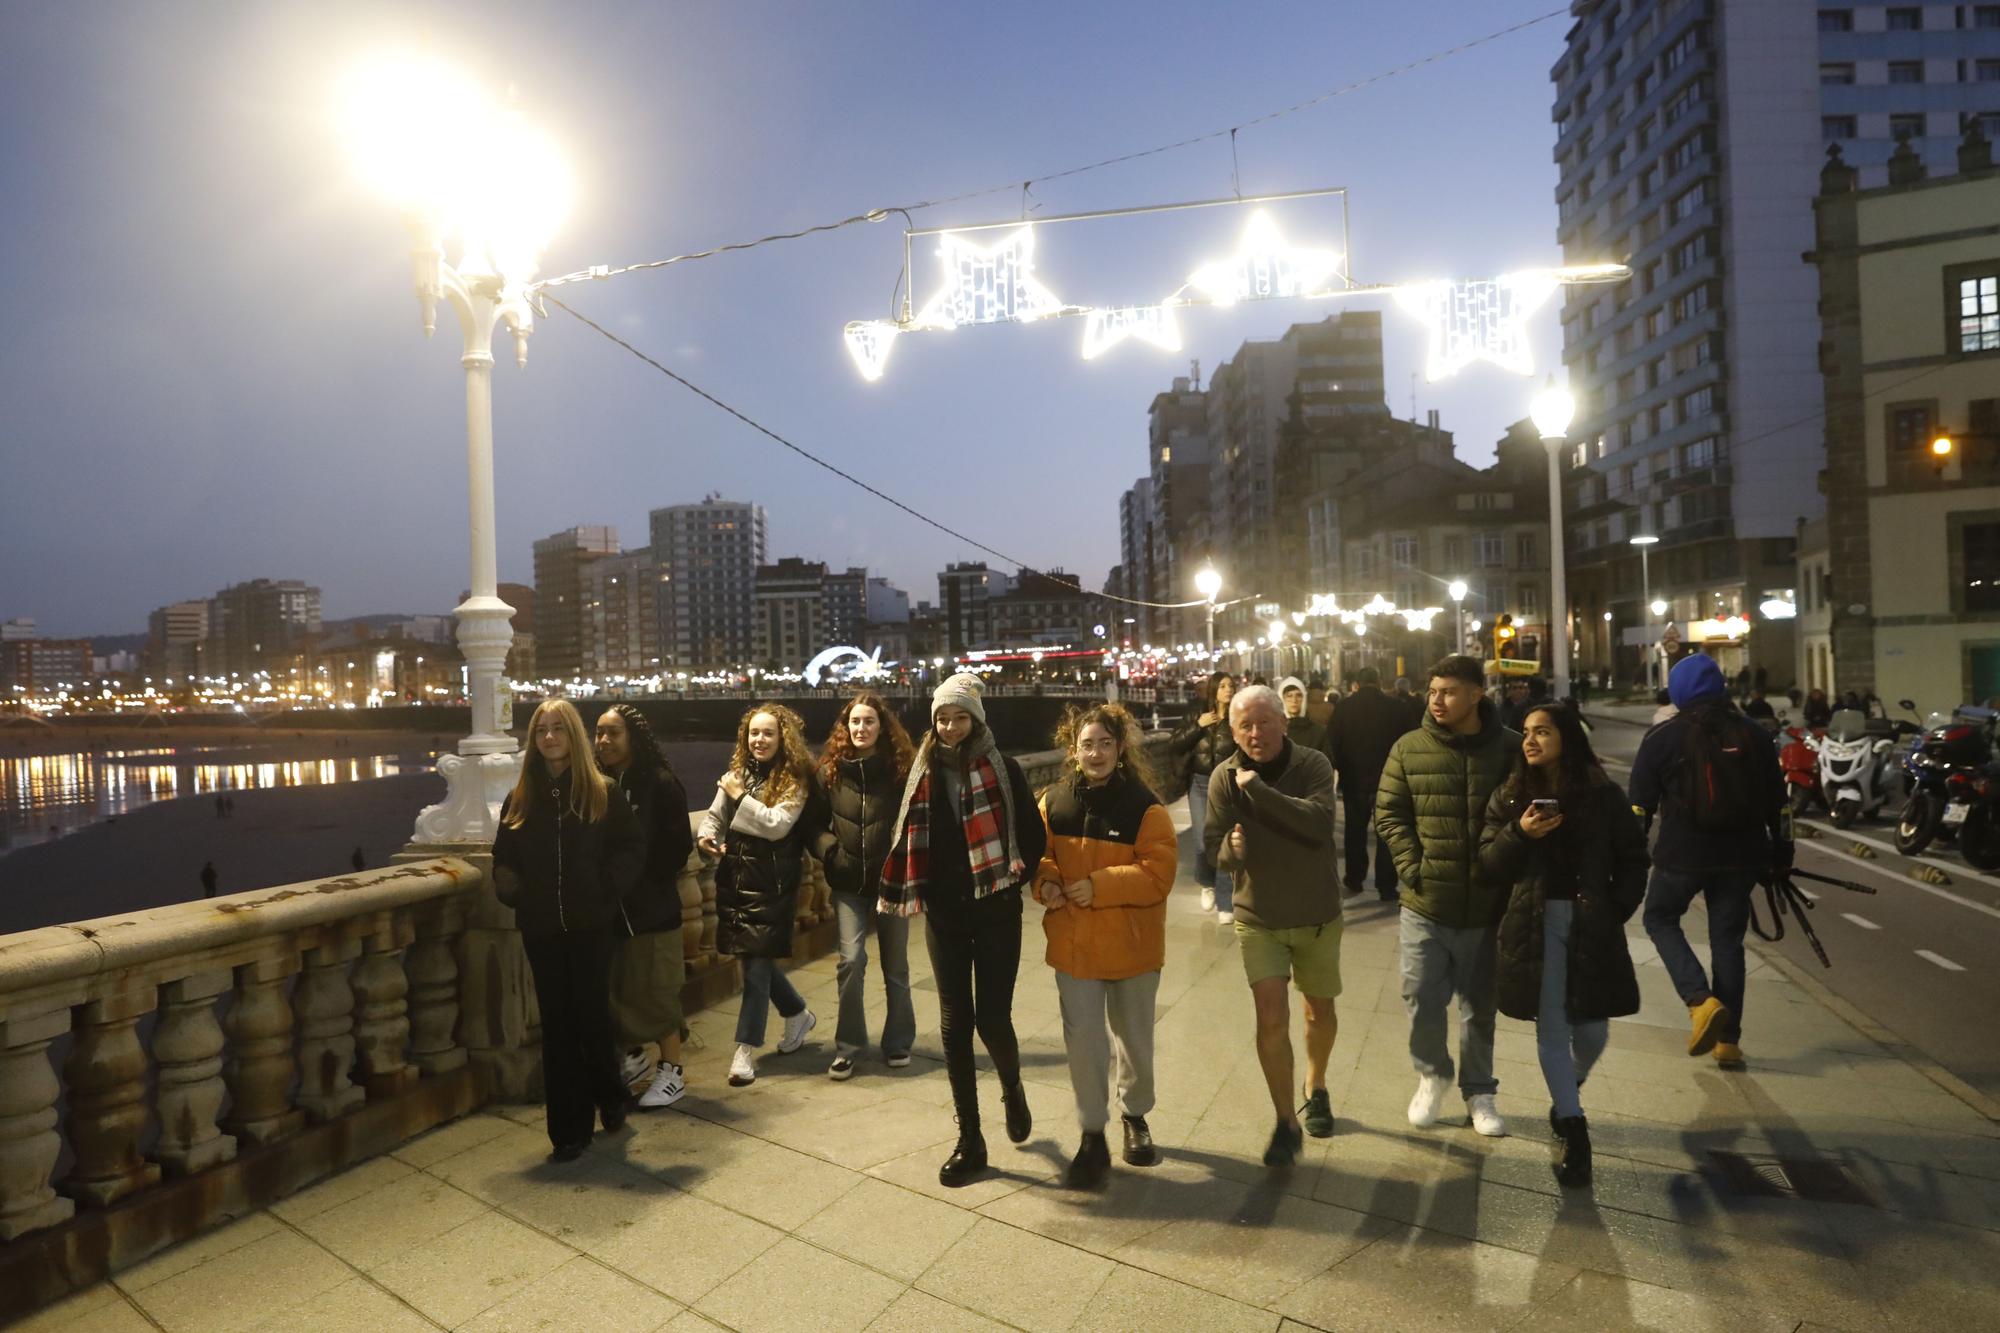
[931, 671, 987, 725]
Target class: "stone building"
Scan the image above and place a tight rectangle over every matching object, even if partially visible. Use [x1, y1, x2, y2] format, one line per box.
[579, 549, 663, 679]
[531, 526, 618, 681]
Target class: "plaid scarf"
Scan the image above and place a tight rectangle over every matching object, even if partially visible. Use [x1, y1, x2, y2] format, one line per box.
[877, 731, 1023, 918]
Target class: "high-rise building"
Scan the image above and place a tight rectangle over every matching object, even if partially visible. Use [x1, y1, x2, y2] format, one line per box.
[0, 636, 92, 693]
[938, 562, 1012, 654]
[580, 549, 663, 678]
[820, 567, 869, 646]
[1550, 0, 2000, 678]
[991, 569, 1100, 647]
[147, 600, 209, 678]
[865, 577, 910, 624]
[1117, 478, 1154, 640]
[755, 557, 828, 668]
[650, 496, 768, 667]
[1203, 334, 1299, 640]
[532, 526, 618, 680]
[209, 578, 321, 677]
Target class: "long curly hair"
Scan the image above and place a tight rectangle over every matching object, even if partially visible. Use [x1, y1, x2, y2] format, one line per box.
[819, 691, 916, 787]
[504, 700, 610, 828]
[729, 702, 813, 808]
[1052, 702, 1161, 800]
[605, 702, 677, 783]
[1503, 702, 1604, 805]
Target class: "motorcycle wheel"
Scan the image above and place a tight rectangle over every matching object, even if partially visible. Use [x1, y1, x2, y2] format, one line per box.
[1832, 797, 1862, 830]
[1895, 790, 1943, 856]
[1962, 807, 2000, 872]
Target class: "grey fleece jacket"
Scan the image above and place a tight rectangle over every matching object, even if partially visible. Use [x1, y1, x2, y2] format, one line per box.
[1201, 739, 1341, 930]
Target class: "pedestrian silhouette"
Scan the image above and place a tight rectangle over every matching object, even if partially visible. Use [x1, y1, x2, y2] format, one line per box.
[350, 846, 366, 872]
[215, 795, 227, 819]
[200, 861, 218, 898]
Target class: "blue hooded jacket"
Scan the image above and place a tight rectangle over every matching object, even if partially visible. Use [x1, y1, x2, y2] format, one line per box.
[1629, 654, 1788, 872]
[1667, 652, 1727, 712]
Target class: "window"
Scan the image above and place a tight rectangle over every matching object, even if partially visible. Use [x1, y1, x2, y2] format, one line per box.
[1673, 283, 1712, 321]
[1681, 386, 1715, 421]
[1646, 306, 1667, 338]
[1888, 61, 1925, 85]
[1670, 180, 1709, 222]
[1392, 536, 1418, 567]
[1886, 6, 1922, 30]
[1888, 403, 1934, 453]
[1978, 60, 2000, 81]
[1661, 29, 1699, 75]
[1956, 270, 2000, 352]
[1673, 231, 1710, 273]
[1681, 436, 1718, 470]
[1892, 113, 1927, 141]
[1667, 132, 1704, 172]
[1518, 585, 1541, 616]
[1663, 80, 1705, 125]
[1978, 6, 2000, 28]
[1823, 114, 1858, 140]
[1476, 531, 1505, 567]
[1817, 9, 1852, 32]
[1820, 62, 1855, 85]
[1962, 522, 2000, 613]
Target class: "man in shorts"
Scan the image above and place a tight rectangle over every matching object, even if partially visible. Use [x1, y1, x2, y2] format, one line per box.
[1204, 683, 1343, 1167]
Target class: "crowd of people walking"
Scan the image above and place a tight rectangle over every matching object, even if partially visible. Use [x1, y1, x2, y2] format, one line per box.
[491, 651, 1791, 1191]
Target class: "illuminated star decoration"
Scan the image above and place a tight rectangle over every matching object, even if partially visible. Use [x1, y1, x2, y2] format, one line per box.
[1080, 304, 1182, 360]
[915, 225, 1067, 330]
[1394, 270, 1562, 381]
[1186, 211, 1344, 307]
[842, 320, 900, 382]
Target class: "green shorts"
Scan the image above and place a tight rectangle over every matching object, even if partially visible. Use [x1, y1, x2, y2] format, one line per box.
[608, 930, 688, 1049]
[1235, 918, 1343, 999]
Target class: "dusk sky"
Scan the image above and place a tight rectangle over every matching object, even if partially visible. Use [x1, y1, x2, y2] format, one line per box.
[1, 2, 1574, 640]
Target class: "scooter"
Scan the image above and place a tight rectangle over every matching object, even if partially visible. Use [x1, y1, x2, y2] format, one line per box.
[1778, 720, 1824, 816]
[1896, 705, 1998, 855]
[1957, 768, 2000, 871]
[1818, 708, 1902, 828]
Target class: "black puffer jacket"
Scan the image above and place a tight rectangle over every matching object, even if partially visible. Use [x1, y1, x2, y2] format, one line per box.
[706, 766, 809, 960]
[813, 752, 901, 898]
[1168, 714, 1237, 788]
[491, 770, 646, 937]
[1477, 775, 1650, 1023]
[613, 761, 694, 938]
[1328, 685, 1416, 797]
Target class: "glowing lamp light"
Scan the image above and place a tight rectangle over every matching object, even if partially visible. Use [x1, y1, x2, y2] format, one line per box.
[1194, 565, 1223, 601]
[1759, 598, 1798, 621]
[1932, 435, 1954, 458]
[915, 225, 1066, 331]
[1395, 270, 1559, 381]
[843, 321, 900, 382]
[1081, 304, 1181, 360]
[1187, 212, 1343, 307]
[1269, 620, 1286, 641]
[1629, 534, 1659, 547]
[1291, 611, 1306, 626]
[1650, 599, 1669, 616]
[1447, 579, 1468, 602]
[1530, 377, 1577, 440]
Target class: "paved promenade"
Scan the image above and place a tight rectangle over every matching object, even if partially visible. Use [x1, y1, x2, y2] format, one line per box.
[23, 800, 2000, 1332]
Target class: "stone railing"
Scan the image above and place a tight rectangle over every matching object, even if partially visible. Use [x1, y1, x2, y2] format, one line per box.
[0, 859, 483, 1318]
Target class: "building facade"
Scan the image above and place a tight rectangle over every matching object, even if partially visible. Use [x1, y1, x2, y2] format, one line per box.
[209, 578, 321, 678]
[579, 548, 663, 679]
[531, 525, 618, 681]
[756, 557, 828, 668]
[650, 496, 767, 668]
[820, 567, 869, 647]
[1146, 373, 1213, 650]
[938, 562, 1011, 653]
[1117, 478, 1154, 640]
[990, 569, 1099, 648]
[0, 637, 92, 694]
[147, 600, 210, 680]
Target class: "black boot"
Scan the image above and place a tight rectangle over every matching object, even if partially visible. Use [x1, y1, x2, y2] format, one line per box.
[1121, 1115, 1159, 1166]
[1553, 1115, 1592, 1188]
[1000, 1081, 1033, 1144]
[939, 1121, 989, 1188]
[1065, 1132, 1111, 1190]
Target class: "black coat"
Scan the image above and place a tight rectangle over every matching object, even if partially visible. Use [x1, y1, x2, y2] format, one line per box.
[613, 761, 694, 938]
[919, 750, 1047, 922]
[813, 751, 900, 898]
[713, 769, 811, 960]
[1168, 715, 1237, 788]
[1476, 776, 1650, 1024]
[1329, 685, 1416, 799]
[491, 770, 646, 938]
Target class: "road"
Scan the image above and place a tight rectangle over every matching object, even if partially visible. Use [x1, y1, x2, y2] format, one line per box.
[1588, 706, 2000, 1100]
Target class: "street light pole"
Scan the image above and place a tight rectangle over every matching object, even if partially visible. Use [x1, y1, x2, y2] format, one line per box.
[1448, 579, 1468, 657]
[1195, 563, 1222, 663]
[1631, 534, 1659, 690]
[1532, 378, 1578, 703]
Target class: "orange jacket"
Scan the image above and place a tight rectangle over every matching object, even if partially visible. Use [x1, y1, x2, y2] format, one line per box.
[1035, 774, 1178, 981]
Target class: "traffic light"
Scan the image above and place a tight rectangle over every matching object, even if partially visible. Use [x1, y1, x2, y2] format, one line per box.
[1492, 614, 1516, 661]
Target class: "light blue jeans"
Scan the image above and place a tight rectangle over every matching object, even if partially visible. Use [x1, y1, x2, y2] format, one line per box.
[736, 957, 805, 1048]
[1398, 909, 1498, 1098]
[1187, 774, 1233, 913]
[833, 891, 915, 1061]
[1538, 899, 1609, 1119]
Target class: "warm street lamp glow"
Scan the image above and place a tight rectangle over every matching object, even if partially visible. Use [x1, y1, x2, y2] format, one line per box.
[1530, 376, 1577, 441]
[1447, 579, 1468, 602]
[1650, 598, 1669, 616]
[1932, 435, 1954, 458]
[1269, 620, 1286, 641]
[1629, 534, 1659, 547]
[1194, 565, 1223, 601]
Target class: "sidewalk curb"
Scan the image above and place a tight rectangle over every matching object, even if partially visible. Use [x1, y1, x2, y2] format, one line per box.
[1743, 928, 2000, 1124]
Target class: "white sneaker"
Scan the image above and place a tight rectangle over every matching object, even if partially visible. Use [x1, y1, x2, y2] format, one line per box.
[1407, 1075, 1450, 1128]
[620, 1047, 655, 1088]
[637, 1062, 686, 1109]
[1199, 887, 1216, 912]
[1467, 1094, 1506, 1137]
[778, 1008, 818, 1054]
[728, 1044, 757, 1086]
[828, 1056, 855, 1081]
[1216, 909, 1235, 925]
[886, 1053, 912, 1069]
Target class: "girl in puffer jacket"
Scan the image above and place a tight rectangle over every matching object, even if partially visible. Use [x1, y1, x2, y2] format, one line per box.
[698, 703, 820, 1088]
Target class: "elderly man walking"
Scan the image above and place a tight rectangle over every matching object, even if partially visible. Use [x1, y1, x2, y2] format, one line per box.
[1203, 683, 1342, 1168]
[1376, 655, 1518, 1137]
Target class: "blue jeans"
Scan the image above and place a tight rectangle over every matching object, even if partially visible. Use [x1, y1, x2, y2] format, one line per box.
[1186, 774, 1233, 913]
[736, 956, 806, 1048]
[1642, 867, 1755, 1043]
[833, 891, 915, 1061]
[1537, 899, 1608, 1119]
[1398, 909, 1498, 1098]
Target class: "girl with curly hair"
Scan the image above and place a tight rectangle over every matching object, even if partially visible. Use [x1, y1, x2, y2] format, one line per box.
[697, 702, 820, 1087]
[812, 692, 920, 1080]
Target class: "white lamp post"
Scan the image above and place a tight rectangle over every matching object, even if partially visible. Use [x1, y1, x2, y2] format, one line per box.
[1447, 579, 1469, 656]
[341, 54, 571, 844]
[1630, 533, 1659, 689]
[1530, 377, 1577, 702]
[1194, 564, 1222, 658]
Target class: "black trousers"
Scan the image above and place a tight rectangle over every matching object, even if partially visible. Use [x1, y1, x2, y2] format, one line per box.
[923, 890, 1023, 1134]
[523, 929, 626, 1149]
[1343, 790, 1398, 895]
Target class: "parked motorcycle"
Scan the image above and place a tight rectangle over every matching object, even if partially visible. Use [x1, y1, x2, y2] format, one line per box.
[1819, 709, 1907, 828]
[1778, 720, 1825, 816]
[1895, 705, 1998, 855]
[1958, 769, 2000, 871]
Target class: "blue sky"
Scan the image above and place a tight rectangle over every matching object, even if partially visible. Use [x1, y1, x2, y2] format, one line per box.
[0, 2, 1572, 638]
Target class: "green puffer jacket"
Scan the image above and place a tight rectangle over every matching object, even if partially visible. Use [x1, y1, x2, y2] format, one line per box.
[1374, 697, 1519, 928]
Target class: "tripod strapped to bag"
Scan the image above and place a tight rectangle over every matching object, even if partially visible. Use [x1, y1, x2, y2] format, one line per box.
[1747, 869, 1876, 969]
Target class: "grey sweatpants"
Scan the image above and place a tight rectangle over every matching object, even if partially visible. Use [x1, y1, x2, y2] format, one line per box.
[1398, 908, 1499, 1098]
[1053, 969, 1160, 1134]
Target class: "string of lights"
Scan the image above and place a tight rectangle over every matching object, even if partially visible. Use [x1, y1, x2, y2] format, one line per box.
[539, 292, 1210, 611]
[530, 7, 1568, 293]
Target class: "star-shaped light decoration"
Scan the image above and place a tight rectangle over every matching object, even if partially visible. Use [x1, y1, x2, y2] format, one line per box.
[1394, 270, 1562, 381]
[914, 225, 1067, 331]
[843, 320, 901, 382]
[1187, 211, 1344, 307]
[1080, 303, 1182, 360]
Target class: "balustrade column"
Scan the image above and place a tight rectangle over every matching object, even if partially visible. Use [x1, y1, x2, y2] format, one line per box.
[60, 990, 160, 1206]
[295, 939, 365, 1121]
[0, 1010, 74, 1240]
[405, 899, 466, 1077]
[223, 955, 304, 1147]
[152, 970, 236, 1177]
[353, 920, 414, 1096]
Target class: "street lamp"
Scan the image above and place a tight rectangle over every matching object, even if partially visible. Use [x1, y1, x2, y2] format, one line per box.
[1630, 533, 1659, 689]
[340, 52, 571, 843]
[1447, 578, 1468, 656]
[1194, 564, 1222, 657]
[1531, 376, 1577, 702]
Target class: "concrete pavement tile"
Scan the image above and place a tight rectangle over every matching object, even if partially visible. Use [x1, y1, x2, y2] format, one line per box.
[585, 1187, 785, 1305]
[368, 1210, 574, 1328]
[1074, 1264, 1282, 1332]
[682, 1139, 862, 1230]
[1178, 1109, 1330, 1200]
[8, 1287, 155, 1333]
[862, 1289, 1012, 1332]
[121, 1229, 357, 1333]
[1518, 1269, 1797, 1333]
[610, 1104, 765, 1185]
[480, 1153, 679, 1249]
[291, 1170, 491, 1271]
[389, 1111, 519, 1168]
[1110, 1180, 1391, 1305]
[455, 1255, 681, 1333]
[778, 1093, 963, 1170]
[795, 1177, 979, 1283]
[864, 1138, 1045, 1208]
[661, 1312, 732, 1332]
[974, 1154, 1206, 1257]
[249, 1276, 440, 1332]
[1311, 1130, 1488, 1233]
[915, 1216, 1115, 1333]
[694, 1237, 903, 1333]
[1273, 1225, 1578, 1333]
[424, 1119, 562, 1200]
[111, 1211, 282, 1292]
[268, 1153, 417, 1223]
[1851, 1156, 2000, 1231]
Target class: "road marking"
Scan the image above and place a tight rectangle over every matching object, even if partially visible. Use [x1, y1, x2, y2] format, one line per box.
[1841, 913, 1880, 930]
[1793, 885, 1818, 903]
[1915, 949, 1966, 972]
[1798, 840, 2000, 923]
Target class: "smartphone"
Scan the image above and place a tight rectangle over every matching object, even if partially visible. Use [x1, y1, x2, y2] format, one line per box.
[1529, 798, 1561, 816]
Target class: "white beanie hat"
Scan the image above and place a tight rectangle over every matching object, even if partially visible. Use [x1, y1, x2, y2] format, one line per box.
[931, 671, 987, 725]
[1277, 675, 1307, 700]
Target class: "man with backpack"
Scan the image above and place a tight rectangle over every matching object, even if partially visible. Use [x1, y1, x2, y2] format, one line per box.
[1628, 653, 1792, 1069]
